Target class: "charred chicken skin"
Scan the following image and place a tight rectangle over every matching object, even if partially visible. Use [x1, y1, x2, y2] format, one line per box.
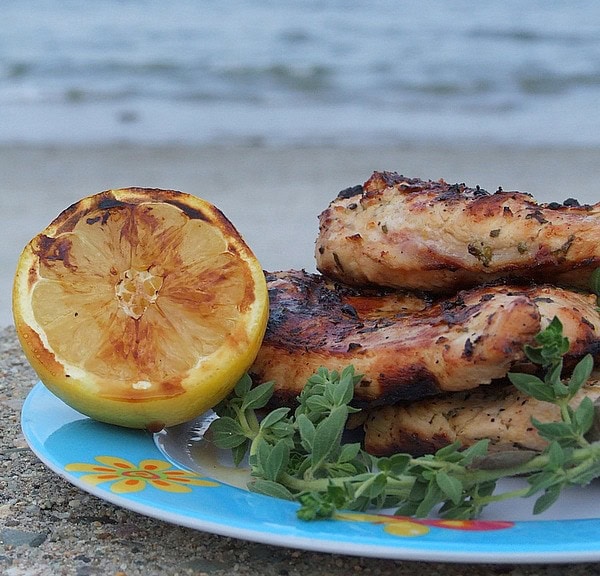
[249, 270, 600, 407]
[315, 171, 600, 293]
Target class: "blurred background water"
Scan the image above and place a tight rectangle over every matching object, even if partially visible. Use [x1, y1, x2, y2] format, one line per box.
[2, 0, 600, 148]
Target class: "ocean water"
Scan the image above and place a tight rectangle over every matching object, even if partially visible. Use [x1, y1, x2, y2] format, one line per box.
[2, 0, 600, 147]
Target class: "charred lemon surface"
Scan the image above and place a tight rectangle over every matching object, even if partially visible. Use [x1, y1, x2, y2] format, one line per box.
[13, 188, 268, 430]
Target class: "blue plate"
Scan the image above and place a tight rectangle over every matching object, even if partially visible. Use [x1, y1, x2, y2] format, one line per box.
[21, 382, 600, 563]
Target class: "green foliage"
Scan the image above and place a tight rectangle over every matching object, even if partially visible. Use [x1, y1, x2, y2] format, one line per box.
[209, 316, 600, 520]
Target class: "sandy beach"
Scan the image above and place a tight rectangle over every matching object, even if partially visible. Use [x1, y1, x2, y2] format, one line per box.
[2, 143, 600, 329]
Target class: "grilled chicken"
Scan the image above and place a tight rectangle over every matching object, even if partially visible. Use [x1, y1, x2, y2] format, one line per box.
[315, 171, 600, 293]
[249, 270, 600, 406]
[362, 381, 600, 456]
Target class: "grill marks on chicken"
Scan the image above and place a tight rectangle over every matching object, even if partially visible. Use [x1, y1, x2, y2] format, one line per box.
[362, 381, 600, 457]
[249, 270, 600, 407]
[250, 170, 600, 457]
[315, 171, 600, 293]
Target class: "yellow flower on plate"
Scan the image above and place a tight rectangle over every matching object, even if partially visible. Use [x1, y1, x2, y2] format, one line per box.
[334, 512, 513, 538]
[335, 512, 430, 537]
[65, 456, 219, 493]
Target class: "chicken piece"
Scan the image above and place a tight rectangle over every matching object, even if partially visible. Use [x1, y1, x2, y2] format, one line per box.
[249, 270, 600, 406]
[315, 171, 600, 293]
[362, 381, 600, 456]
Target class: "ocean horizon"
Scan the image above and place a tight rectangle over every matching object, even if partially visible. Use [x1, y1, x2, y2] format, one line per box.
[2, 0, 600, 149]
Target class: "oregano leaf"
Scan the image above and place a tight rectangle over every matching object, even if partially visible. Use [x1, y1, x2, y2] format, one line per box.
[533, 486, 562, 515]
[231, 441, 249, 467]
[234, 373, 253, 397]
[209, 417, 247, 449]
[259, 407, 290, 430]
[590, 267, 600, 297]
[545, 441, 566, 470]
[249, 479, 295, 501]
[574, 397, 595, 436]
[311, 405, 348, 468]
[338, 442, 362, 464]
[415, 481, 442, 517]
[297, 413, 316, 452]
[568, 355, 594, 397]
[508, 373, 555, 402]
[242, 381, 275, 411]
[436, 471, 463, 505]
[263, 440, 289, 481]
[532, 419, 576, 443]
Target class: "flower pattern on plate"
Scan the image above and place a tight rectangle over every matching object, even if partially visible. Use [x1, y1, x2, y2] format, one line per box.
[65, 456, 219, 493]
[335, 512, 514, 537]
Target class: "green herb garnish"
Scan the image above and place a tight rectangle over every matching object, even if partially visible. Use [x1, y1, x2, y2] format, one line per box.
[208, 317, 600, 520]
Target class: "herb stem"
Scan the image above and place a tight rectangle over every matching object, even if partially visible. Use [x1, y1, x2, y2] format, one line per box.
[234, 406, 257, 440]
[276, 471, 414, 495]
[471, 486, 533, 507]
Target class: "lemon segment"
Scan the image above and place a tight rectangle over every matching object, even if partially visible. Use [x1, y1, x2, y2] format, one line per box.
[13, 188, 269, 430]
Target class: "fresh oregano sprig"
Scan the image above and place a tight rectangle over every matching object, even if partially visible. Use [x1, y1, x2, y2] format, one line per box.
[508, 316, 595, 450]
[208, 318, 600, 520]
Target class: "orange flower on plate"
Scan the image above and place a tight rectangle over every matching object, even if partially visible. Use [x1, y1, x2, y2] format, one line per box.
[65, 456, 219, 493]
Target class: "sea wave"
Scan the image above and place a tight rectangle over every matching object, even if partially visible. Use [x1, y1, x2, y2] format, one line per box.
[1, 0, 600, 147]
